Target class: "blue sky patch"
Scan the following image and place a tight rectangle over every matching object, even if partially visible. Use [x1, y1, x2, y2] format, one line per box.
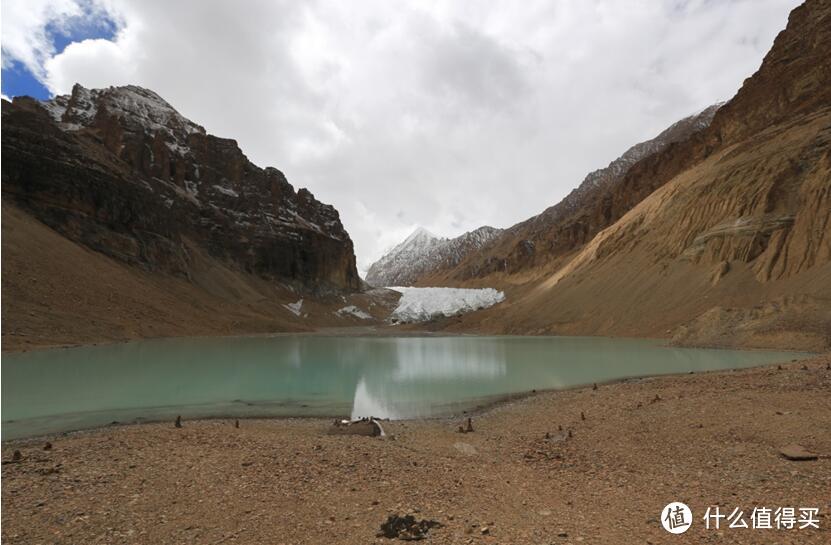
[2, 10, 117, 100]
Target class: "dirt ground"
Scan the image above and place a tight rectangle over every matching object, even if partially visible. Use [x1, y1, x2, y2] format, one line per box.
[2, 355, 829, 545]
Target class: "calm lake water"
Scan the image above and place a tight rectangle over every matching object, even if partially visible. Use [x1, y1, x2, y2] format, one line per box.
[1, 335, 809, 440]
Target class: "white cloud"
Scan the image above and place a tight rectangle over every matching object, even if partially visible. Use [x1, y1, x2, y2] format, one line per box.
[1, 0, 801, 274]
[1, 0, 82, 75]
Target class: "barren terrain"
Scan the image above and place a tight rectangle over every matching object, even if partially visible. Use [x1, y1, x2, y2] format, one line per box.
[1, 203, 398, 352]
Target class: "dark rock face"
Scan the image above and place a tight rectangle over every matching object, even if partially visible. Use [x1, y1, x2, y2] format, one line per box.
[2, 84, 360, 292]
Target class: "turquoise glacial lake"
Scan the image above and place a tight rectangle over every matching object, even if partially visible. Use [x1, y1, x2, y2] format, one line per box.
[1, 335, 809, 440]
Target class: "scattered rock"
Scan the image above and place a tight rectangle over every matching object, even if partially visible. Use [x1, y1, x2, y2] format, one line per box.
[711, 260, 730, 284]
[377, 514, 442, 541]
[453, 442, 478, 456]
[328, 418, 382, 437]
[480, 526, 490, 535]
[457, 417, 474, 433]
[779, 444, 819, 461]
[43, 442, 52, 451]
[175, 416, 182, 428]
[11, 450, 22, 463]
[580, 411, 586, 421]
[592, 383, 598, 391]
[234, 419, 239, 429]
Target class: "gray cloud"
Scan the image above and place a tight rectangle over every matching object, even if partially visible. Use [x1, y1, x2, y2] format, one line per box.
[2, 0, 801, 273]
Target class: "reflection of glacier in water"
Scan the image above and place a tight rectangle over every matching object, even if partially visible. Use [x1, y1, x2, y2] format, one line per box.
[352, 338, 508, 419]
[352, 378, 399, 419]
[391, 337, 507, 380]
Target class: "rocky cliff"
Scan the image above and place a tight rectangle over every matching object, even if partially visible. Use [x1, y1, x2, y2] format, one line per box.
[437, 0, 831, 350]
[366, 225, 502, 287]
[2, 84, 360, 292]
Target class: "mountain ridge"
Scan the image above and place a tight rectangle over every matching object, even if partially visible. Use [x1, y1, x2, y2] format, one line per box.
[366, 225, 502, 287]
[409, 103, 722, 285]
[3, 83, 360, 291]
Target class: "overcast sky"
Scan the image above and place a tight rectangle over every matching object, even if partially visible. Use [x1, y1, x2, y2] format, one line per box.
[1, 0, 800, 273]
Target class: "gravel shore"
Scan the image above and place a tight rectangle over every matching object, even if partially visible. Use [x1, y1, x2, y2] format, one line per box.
[3, 355, 829, 544]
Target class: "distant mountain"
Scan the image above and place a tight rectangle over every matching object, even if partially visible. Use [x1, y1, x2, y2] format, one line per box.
[366, 225, 502, 286]
[2, 84, 360, 291]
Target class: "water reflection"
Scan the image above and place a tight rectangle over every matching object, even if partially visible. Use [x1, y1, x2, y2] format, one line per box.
[391, 337, 507, 380]
[1, 335, 809, 439]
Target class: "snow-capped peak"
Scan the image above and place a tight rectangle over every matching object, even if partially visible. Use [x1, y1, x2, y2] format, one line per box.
[41, 84, 206, 143]
[397, 226, 442, 251]
[366, 225, 502, 287]
[406, 226, 438, 241]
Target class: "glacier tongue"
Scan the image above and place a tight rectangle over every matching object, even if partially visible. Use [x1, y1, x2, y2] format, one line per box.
[389, 287, 505, 323]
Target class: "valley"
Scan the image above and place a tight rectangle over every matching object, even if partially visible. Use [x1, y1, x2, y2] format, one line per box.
[1, 1, 830, 544]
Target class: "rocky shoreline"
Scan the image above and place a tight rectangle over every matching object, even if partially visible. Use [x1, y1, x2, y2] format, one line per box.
[3, 355, 829, 544]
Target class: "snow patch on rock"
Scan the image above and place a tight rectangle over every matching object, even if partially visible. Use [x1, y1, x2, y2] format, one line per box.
[213, 185, 239, 198]
[389, 287, 505, 323]
[335, 305, 372, 320]
[284, 299, 304, 316]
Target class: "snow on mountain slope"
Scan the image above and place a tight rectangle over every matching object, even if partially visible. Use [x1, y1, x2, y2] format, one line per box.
[389, 287, 505, 323]
[535, 102, 723, 221]
[424, 103, 724, 283]
[366, 225, 502, 286]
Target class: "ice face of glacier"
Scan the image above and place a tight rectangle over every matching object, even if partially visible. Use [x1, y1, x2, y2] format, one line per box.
[388, 287, 505, 323]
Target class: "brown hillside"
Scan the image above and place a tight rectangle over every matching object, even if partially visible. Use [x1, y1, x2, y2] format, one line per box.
[1, 203, 397, 351]
[438, 0, 831, 350]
